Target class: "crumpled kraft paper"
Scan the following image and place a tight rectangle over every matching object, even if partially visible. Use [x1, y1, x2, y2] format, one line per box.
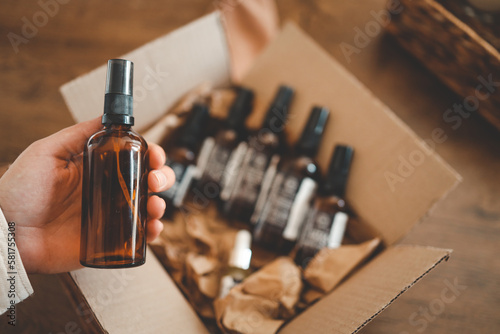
[214, 257, 302, 334]
[303, 238, 381, 295]
[216, 291, 283, 334]
[150, 204, 237, 318]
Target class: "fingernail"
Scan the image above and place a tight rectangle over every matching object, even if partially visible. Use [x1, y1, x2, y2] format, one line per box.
[153, 170, 167, 188]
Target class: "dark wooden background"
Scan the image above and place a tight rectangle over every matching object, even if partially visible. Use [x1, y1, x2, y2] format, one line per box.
[1, 0, 499, 333]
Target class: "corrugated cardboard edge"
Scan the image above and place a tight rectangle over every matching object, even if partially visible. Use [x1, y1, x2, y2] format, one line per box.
[350, 246, 452, 333]
[279, 246, 452, 334]
[59, 248, 209, 334]
[58, 273, 107, 334]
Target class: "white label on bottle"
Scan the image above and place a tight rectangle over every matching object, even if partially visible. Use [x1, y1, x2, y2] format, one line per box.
[195, 137, 216, 179]
[173, 164, 198, 207]
[253, 172, 285, 231]
[327, 212, 349, 248]
[220, 141, 248, 201]
[250, 154, 280, 225]
[282, 177, 317, 241]
[203, 144, 231, 186]
[297, 209, 329, 249]
[224, 146, 270, 215]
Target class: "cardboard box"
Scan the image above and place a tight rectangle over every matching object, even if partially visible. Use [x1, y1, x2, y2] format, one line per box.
[59, 12, 461, 334]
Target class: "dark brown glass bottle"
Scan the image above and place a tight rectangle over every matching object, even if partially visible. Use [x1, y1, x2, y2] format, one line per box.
[157, 103, 209, 217]
[222, 85, 294, 223]
[80, 59, 149, 268]
[252, 107, 329, 253]
[195, 87, 254, 201]
[294, 145, 354, 268]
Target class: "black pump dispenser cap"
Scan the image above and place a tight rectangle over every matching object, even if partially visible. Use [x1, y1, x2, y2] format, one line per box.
[261, 85, 294, 134]
[179, 103, 210, 151]
[323, 145, 354, 197]
[102, 59, 134, 126]
[295, 106, 329, 157]
[226, 87, 254, 130]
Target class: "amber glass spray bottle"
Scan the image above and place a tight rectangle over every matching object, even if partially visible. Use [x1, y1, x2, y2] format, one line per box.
[252, 106, 329, 253]
[222, 86, 294, 223]
[294, 145, 354, 268]
[80, 59, 149, 268]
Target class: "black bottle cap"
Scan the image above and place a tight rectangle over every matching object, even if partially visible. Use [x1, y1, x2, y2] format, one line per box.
[178, 103, 210, 151]
[261, 85, 294, 134]
[323, 145, 354, 197]
[295, 106, 330, 157]
[102, 59, 135, 126]
[226, 87, 254, 130]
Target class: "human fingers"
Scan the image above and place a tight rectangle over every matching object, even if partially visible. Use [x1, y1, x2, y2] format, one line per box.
[148, 142, 167, 169]
[147, 195, 166, 220]
[148, 165, 175, 193]
[42, 117, 102, 158]
[146, 219, 164, 243]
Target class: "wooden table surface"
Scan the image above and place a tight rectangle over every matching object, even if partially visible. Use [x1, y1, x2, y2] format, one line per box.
[1, 1, 499, 333]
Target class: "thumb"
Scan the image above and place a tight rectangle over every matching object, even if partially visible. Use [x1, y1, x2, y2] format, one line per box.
[45, 117, 103, 157]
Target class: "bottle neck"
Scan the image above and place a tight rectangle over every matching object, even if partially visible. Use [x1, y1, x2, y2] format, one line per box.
[321, 183, 346, 199]
[177, 104, 209, 151]
[294, 145, 317, 158]
[102, 94, 134, 126]
[294, 107, 329, 158]
[217, 127, 240, 144]
[104, 124, 132, 131]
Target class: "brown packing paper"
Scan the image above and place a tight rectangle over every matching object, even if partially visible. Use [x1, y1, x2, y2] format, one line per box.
[242, 257, 302, 318]
[281, 246, 452, 334]
[186, 253, 220, 300]
[215, 257, 302, 334]
[211, 239, 382, 334]
[303, 238, 381, 294]
[300, 287, 325, 306]
[150, 203, 239, 319]
[185, 253, 219, 318]
[217, 291, 283, 334]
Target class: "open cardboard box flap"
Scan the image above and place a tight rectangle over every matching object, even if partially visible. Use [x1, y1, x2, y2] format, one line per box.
[281, 246, 451, 333]
[60, 248, 209, 334]
[59, 13, 461, 334]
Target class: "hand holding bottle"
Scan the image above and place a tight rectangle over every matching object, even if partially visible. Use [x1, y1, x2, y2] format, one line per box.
[0, 117, 175, 274]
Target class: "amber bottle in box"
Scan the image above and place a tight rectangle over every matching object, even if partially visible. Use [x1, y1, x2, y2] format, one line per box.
[196, 87, 254, 200]
[156, 103, 210, 217]
[252, 106, 329, 253]
[222, 85, 294, 223]
[294, 145, 354, 268]
[80, 59, 149, 268]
